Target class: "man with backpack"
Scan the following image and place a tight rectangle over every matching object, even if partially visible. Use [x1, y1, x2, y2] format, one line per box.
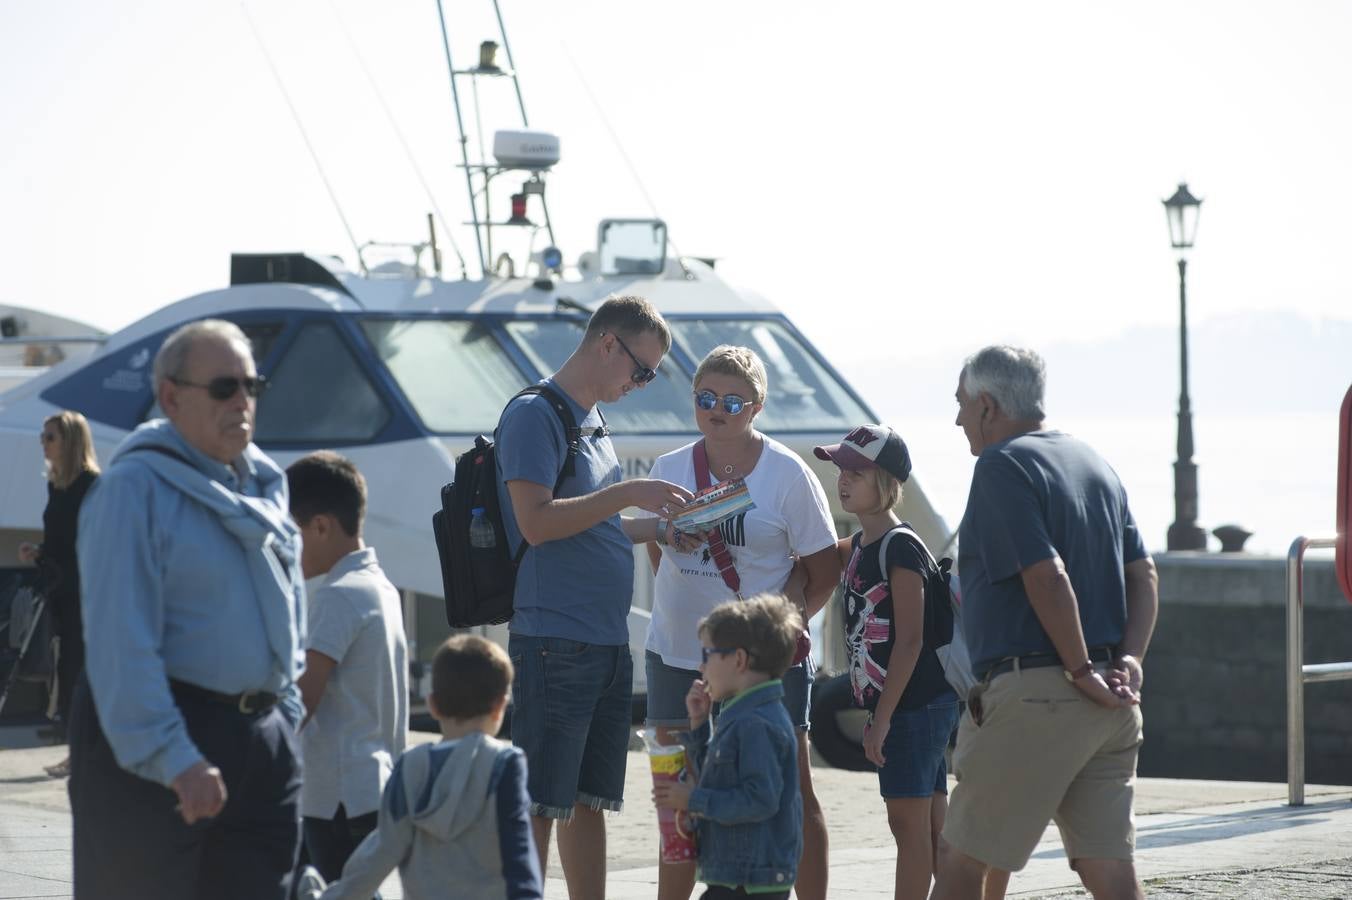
[932, 345, 1159, 900]
[495, 295, 692, 900]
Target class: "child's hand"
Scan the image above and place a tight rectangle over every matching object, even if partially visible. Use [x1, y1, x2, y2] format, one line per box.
[863, 715, 889, 769]
[653, 778, 693, 811]
[685, 679, 712, 727]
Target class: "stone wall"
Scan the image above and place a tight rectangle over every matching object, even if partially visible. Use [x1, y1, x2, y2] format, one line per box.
[1140, 551, 1352, 785]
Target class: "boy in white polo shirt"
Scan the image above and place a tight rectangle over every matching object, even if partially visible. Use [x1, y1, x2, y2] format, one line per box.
[289, 452, 409, 896]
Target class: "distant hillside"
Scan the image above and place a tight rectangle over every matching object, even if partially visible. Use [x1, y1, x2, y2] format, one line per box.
[840, 311, 1352, 420]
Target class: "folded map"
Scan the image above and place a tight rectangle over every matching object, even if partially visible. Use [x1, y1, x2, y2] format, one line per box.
[671, 478, 756, 533]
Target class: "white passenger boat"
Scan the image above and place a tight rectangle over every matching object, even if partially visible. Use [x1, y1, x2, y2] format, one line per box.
[0, 5, 950, 739]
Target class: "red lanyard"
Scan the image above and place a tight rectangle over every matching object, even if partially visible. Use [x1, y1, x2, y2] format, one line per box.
[691, 440, 742, 599]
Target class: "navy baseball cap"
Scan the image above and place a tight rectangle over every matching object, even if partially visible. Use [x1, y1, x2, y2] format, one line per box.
[813, 424, 912, 484]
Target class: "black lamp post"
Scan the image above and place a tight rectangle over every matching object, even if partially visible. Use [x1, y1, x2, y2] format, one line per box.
[1163, 182, 1207, 551]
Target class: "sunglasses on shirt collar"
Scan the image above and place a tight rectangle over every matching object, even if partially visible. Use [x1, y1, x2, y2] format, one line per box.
[694, 389, 751, 416]
[170, 375, 269, 401]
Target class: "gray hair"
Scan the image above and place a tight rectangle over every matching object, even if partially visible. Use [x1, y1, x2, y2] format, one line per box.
[961, 345, 1046, 420]
[153, 319, 252, 391]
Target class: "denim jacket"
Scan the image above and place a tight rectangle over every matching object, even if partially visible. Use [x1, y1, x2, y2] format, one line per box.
[680, 680, 802, 890]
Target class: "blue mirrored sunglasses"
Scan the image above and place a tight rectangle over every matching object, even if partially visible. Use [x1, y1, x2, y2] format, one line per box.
[701, 646, 740, 663]
[694, 389, 749, 416]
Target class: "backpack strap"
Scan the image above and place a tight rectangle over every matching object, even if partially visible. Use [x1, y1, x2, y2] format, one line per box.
[875, 524, 907, 579]
[878, 524, 947, 644]
[888, 524, 939, 572]
[506, 384, 609, 566]
[514, 385, 581, 484]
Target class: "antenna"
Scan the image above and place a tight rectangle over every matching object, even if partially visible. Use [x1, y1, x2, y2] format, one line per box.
[436, 0, 556, 282]
[325, 0, 469, 280]
[241, 3, 367, 275]
[434, 0, 487, 278]
[560, 44, 692, 280]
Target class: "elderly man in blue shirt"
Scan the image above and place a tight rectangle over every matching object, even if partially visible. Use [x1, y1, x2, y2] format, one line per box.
[70, 319, 306, 900]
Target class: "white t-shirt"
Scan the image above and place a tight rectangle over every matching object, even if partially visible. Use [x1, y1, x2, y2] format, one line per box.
[645, 435, 837, 671]
[301, 546, 409, 819]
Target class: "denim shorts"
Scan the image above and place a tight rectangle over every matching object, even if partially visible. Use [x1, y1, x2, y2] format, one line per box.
[509, 634, 633, 820]
[877, 699, 960, 799]
[644, 650, 812, 730]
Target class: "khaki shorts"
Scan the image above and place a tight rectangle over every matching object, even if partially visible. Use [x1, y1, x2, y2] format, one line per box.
[942, 664, 1143, 872]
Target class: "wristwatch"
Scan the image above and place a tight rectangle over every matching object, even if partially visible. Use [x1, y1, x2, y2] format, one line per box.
[1064, 661, 1094, 682]
[656, 518, 669, 546]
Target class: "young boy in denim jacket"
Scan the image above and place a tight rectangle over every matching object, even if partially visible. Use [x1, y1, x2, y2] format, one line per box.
[654, 594, 803, 900]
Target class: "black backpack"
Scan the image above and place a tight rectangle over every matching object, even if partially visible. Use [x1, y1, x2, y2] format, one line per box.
[879, 525, 977, 700]
[432, 385, 602, 628]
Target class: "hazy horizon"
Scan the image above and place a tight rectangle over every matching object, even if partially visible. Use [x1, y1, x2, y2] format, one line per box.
[3, 0, 1351, 358]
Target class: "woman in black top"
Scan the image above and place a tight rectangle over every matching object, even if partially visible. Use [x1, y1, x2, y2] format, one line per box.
[18, 411, 99, 778]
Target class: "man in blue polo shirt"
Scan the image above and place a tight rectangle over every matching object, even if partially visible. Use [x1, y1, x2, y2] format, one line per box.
[932, 345, 1159, 900]
[495, 295, 692, 899]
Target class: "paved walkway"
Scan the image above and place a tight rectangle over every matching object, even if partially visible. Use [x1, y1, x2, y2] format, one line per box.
[1, 741, 1349, 898]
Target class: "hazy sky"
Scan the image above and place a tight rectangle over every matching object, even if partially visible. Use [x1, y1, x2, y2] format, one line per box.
[3, 0, 1350, 370]
[2, 0, 1349, 553]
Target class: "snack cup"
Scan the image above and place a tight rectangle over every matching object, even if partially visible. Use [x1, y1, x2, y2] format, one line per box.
[641, 730, 697, 863]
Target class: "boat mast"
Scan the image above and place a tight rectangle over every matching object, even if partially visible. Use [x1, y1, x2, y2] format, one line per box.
[491, 0, 530, 127]
[435, 0, 555, 281]
[434, 0, 486, 278]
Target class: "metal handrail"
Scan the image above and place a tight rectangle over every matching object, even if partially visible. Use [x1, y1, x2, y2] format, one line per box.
[1286, 535, 1352, 805]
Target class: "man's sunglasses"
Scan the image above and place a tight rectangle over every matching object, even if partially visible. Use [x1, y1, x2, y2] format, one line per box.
[170, 375, 269, 401]
[701, 646, 741, 663]
[694, 389, 750, 416]
[607, 333, 657, 385]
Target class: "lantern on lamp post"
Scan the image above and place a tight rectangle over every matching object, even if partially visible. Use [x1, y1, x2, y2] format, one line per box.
[1163, 183, 1207, 551]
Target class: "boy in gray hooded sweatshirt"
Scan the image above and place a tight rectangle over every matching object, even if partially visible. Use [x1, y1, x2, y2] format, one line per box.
[309, 635, 542, 900]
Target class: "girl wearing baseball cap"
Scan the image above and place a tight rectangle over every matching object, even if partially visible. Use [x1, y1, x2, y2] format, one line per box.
[814, 425, 959, 900]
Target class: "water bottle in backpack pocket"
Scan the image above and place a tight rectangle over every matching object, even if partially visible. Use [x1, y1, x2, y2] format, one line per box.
[432, 384, 594, 628]
[469, 507, 496, 548]
[433, 438, 518, 628]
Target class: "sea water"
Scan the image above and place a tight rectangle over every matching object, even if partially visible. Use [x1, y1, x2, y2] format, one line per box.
[883, 410, 1340, 556]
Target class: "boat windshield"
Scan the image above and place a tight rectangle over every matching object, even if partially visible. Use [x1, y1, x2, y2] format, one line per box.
[669, 318, 871, 432]
[503, 320, 693, 432]
[362, 319, 528, 434]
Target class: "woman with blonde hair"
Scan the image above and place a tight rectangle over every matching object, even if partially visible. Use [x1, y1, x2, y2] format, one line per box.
[644, 345, 842, 900]
[18, 411, 100, 778]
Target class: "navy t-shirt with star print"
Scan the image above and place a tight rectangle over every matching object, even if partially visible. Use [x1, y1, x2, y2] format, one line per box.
[841, 524, 956, 712]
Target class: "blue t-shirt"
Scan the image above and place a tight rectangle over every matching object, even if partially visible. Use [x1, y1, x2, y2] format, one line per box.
[957, 430, 1148, 675]
[494, 379, 634, 646]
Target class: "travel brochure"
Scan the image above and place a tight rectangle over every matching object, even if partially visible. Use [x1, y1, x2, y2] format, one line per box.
[671, 478, 756, 534]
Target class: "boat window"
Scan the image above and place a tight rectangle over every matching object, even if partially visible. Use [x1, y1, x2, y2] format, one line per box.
[141, 321, 288, 424]
[241, 322, 284, 366]
[254, 322, 390, 443]
[503, 320, 694, 432]
[598, 219, 667, 276]
[669, 319, 871, 432]
[361, 319, 528, 434]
